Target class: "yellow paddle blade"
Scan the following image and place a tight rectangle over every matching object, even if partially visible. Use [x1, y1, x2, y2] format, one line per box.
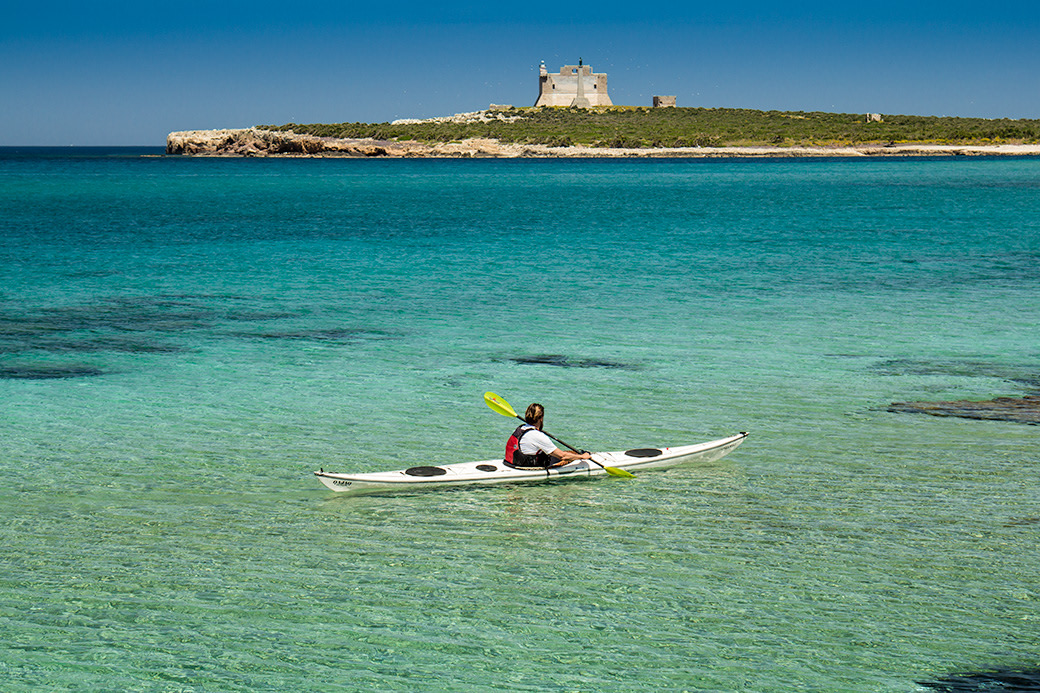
[484, 391, 517, 418]
[589, 453, 635, 478]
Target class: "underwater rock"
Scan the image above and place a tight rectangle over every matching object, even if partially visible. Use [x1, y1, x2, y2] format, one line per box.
[889, 395, 1040, 425]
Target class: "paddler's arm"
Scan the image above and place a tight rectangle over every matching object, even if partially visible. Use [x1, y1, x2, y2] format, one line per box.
[550, 448, 592, 462]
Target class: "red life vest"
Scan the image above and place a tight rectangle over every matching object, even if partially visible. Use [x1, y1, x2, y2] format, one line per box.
[504, 424, 551, 468]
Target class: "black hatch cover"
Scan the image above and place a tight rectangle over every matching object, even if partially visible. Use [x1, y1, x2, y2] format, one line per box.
[405, 466, 448, 476]
[624, 448, 663, 458]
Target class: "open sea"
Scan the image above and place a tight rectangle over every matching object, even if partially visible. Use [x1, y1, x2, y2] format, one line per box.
[1, 147, 1039, 691]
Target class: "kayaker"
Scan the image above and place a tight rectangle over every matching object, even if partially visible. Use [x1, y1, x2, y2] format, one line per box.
[504, 403, 593, 468]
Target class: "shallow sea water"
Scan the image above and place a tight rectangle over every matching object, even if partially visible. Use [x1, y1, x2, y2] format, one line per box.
[1, 149, 1039, 691]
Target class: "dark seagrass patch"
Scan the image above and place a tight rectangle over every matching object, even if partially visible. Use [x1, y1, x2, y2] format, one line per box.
[888, 395, 1040, 425]
[507, 354, 639, 370]
[244, 328, 401, 343]
[0, 365, 106, 379]
[871, 358, 1040, 389]
[916, 667, 1040, 691]
[0, 295, 296, 358]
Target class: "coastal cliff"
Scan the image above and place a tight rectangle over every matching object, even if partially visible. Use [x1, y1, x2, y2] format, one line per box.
[167, 129, 417, 157]
[166, 128, 547, 158]
[167, 127, 1040, 159]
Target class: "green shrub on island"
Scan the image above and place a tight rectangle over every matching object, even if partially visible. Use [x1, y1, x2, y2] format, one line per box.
[261, 107, 1040, 148]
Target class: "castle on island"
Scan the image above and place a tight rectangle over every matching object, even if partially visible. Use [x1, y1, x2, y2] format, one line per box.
[535, 60, 613, 107]
[533, 59, 675, 108]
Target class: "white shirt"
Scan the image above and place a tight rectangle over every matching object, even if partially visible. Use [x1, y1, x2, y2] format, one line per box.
[518, 426, 557, 456]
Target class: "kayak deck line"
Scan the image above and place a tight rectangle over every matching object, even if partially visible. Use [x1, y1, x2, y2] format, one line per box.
[314, 432, 748, 495]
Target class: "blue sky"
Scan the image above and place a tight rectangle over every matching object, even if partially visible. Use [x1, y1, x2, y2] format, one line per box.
[3, 1, 1039, 145]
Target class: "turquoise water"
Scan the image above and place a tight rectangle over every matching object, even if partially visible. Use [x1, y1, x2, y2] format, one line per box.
[2, 149, 1039, 691]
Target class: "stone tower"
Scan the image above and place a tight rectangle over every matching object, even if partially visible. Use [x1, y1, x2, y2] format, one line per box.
[571, 58, 591, 108]
[535, 60, 612, 107]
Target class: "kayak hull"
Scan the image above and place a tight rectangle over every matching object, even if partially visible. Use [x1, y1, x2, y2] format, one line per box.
[314, 432, 747, 494]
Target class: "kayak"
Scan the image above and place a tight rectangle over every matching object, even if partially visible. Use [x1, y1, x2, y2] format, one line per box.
[314, 432, 748, 494]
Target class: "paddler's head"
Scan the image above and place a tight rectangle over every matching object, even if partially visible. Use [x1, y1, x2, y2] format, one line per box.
[524, 403, 545, 430]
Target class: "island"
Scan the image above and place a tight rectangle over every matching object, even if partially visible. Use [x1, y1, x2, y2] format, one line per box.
[167, 106, 1040, 158]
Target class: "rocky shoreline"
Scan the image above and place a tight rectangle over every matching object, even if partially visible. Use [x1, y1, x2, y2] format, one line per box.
[166, 128, 1040, 159]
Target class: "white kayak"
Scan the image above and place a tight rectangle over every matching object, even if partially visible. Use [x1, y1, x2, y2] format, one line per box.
[314, 432, 748, 494]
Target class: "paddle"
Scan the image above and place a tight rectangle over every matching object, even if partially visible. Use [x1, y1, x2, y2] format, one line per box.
[483, 391, 635, 478]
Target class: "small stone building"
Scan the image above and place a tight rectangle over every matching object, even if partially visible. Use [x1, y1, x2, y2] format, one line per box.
[653, 96, 677, 108]
[535, 61, 613, 107]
